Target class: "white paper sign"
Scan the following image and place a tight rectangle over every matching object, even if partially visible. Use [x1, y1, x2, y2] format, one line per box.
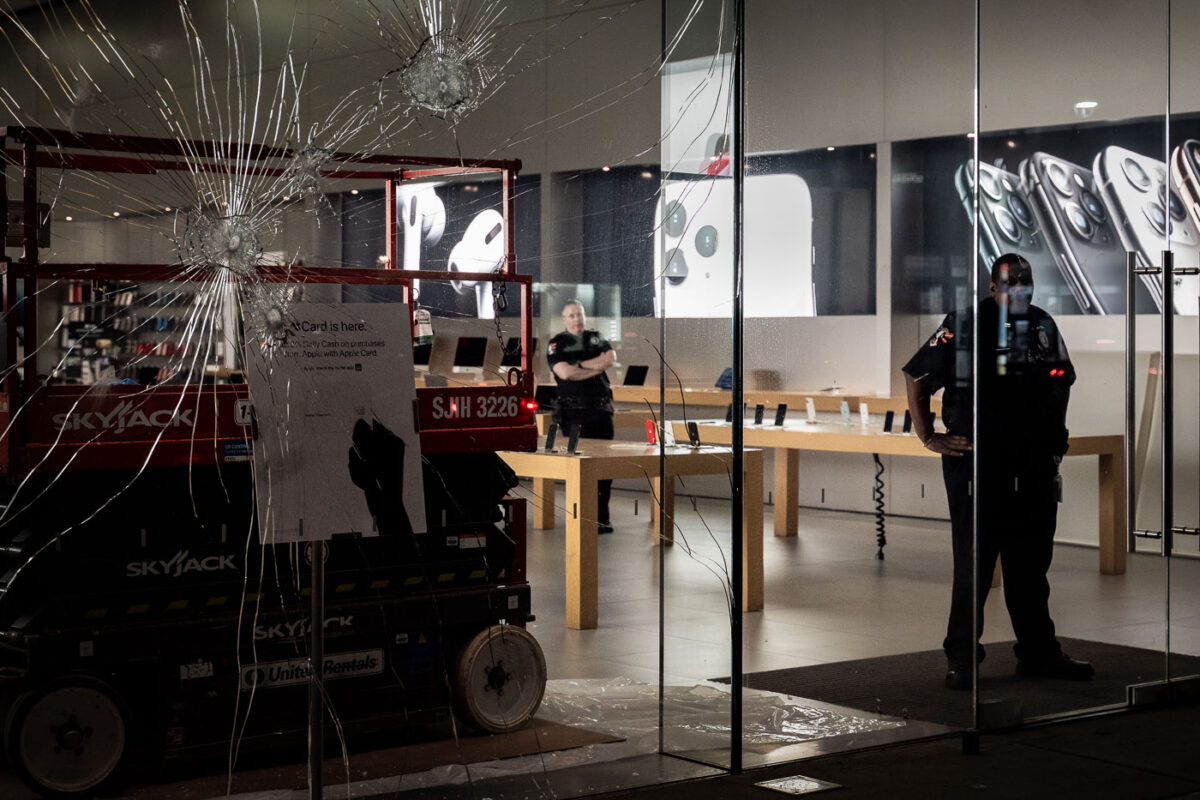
[244, 302, 425, 543]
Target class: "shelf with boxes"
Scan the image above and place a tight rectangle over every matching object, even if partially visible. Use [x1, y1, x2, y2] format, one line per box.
[54, 279, 232, 385]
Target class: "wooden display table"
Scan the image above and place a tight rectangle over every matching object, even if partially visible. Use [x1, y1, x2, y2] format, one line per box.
[610, 386, 940, 415]
[671, 420, 1125, 576]
[610, 385, 862, 411]
[534, 410, 651, 436]
[498, 441, 763, 630]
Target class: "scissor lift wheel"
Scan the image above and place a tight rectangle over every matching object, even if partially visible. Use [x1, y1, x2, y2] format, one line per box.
[452, 625, 546, 734]
[5, 677, 127, 798]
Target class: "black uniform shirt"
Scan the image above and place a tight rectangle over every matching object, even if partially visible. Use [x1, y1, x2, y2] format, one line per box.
[547, 329, 613, 411]
[902, 297, 1074, 458]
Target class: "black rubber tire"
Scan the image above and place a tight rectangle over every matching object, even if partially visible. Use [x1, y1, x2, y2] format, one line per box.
[4, 676, 128, 798]
[451, 625, 547, 734]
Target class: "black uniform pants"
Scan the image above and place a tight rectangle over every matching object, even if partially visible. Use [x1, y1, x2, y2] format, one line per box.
[554, 406, 614, 523]
[941, 452, 1063, 668]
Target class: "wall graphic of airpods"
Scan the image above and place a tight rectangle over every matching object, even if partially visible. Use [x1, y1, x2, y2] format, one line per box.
[448, 208, 505, 319]
[398, 185, 446, 298]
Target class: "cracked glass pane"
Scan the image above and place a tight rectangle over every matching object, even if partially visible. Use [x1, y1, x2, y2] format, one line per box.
[0, 1, 941, 798]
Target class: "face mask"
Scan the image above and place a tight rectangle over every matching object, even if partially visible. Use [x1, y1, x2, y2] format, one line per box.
[1008, 284, 1032, 315]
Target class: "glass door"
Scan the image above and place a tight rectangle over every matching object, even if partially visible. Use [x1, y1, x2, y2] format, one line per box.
[656, 0, 738, 768]
[733, 0, 980, 767]
[1164, 0, 1200, 704]
[975, 0, 1171, 725]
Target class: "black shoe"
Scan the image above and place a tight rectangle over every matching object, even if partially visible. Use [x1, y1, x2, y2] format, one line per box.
[598, 523, 614, 534]
[1016, 653, 1095, 681]
[945, 666, 973, 690]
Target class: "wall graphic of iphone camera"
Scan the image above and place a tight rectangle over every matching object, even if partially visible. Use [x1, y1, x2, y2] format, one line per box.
[954, 161, 1078, 314]
[1020, 153, 1128, 314]
[1098, 144, 1200, 315]
[654, 173, 815, 318]
[1171, 139, 1200, 232]
[1152, 137, 1200, 316]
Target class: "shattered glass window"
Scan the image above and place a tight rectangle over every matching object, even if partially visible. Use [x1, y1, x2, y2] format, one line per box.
[0, 1, 924, 798]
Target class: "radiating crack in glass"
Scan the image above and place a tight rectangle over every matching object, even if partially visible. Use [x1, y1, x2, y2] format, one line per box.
[370, 0, 505, 123]
[182, 211, 265, 278]
[283, 142, 334, 201]
[400, 31, 491, 121]
[246, 283, 299, 358]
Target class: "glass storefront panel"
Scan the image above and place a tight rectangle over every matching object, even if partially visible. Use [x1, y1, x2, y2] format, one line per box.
[1167, 0, 1200, 699]
[977, 0, 1170, 723]
[735, 0, 977, 768]
[0, 1, 714, 797]
[655, 0, 738, 768]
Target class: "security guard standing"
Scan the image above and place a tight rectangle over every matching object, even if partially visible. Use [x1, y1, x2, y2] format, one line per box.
[903, 253, 1094, 690]
[547, 299, 616, 533]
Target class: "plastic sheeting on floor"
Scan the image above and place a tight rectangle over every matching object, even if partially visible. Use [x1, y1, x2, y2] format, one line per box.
[217, 679, 905, 799]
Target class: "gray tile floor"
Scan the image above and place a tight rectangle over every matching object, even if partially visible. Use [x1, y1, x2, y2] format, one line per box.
[521, 482, 1200, 703]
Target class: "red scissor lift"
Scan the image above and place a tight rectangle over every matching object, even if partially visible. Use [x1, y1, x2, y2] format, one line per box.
[0, 127, 544, 798]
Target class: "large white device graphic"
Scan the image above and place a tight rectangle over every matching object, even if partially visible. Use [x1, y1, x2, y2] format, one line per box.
[654, 173, 815, 318]
[448, 208, 505, 319]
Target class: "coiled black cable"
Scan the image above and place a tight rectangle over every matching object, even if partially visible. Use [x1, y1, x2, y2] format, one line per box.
[873, 453, 886, 559]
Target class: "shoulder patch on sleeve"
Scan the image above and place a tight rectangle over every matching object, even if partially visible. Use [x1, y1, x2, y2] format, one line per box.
[930, 326, 954, 347]
[548, 341, 557, 355]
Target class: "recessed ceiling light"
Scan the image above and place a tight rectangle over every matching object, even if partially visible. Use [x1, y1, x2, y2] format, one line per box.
[65, 215, 73, 221]
[164, 206, 171, 211]
[826, 146, 835, 151]
[967, 132, 976, 139]
[1075, 100, 1098, 110]
[350, 189, 359, 195]
[1006, 140, 1016, 148]
[112, 211, 120, 217]
[641, 170, 653, 179]
[601, 165, 611, 172]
